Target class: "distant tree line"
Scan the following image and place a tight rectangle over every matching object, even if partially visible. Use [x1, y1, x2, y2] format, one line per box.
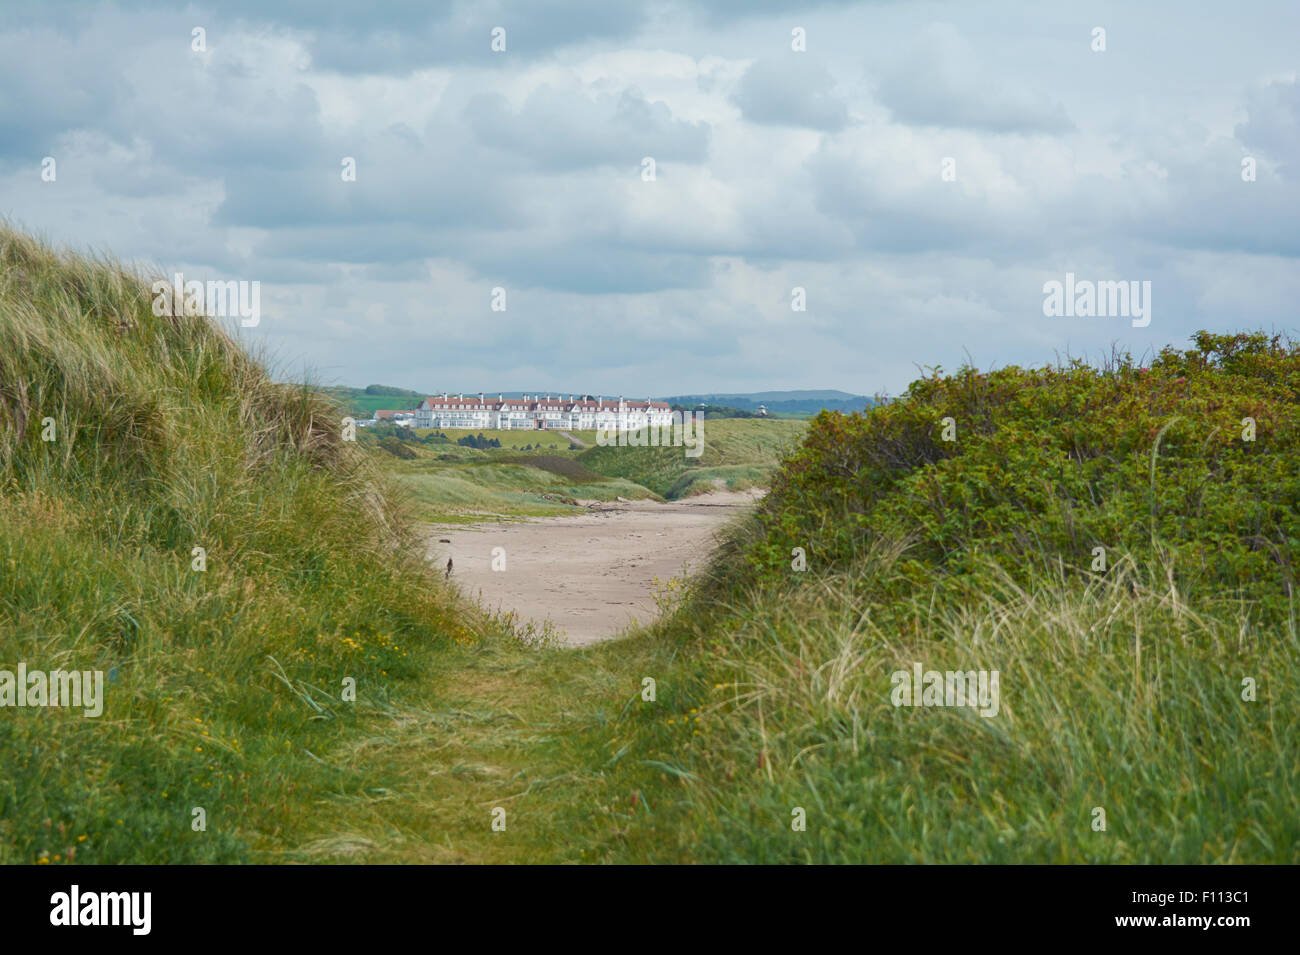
[363, 384, 423, 397]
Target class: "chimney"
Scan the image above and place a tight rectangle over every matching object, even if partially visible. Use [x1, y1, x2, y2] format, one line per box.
[498, 393, 503, 401]
[479, 392, 484, 403]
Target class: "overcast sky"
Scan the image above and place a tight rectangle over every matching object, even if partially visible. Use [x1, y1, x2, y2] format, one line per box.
[2, 1, 1296, 397]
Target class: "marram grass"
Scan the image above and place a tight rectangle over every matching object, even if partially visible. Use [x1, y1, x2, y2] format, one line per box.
[595, 558, 1299, 863]
[0, 226, 506, 863]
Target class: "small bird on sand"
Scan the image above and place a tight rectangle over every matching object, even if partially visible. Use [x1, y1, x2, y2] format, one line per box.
[445, 557, 453, 579]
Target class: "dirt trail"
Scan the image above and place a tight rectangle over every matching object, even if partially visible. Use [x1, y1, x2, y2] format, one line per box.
[425, 490, 760, 645]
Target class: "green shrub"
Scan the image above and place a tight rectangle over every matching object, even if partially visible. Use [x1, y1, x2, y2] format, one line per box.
[744, 332, 1300, 627]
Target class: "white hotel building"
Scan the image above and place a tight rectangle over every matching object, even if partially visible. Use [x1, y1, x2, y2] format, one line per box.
[413, 394, 674, 431]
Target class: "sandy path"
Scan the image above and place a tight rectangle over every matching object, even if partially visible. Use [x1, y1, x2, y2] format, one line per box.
[424, 490, 760, 645]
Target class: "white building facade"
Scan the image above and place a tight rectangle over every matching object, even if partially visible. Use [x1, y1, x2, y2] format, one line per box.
[413, 394, 673, 431]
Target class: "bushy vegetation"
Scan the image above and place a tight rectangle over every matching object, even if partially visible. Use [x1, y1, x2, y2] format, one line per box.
[457, 432, 501, 450]
[0, 228, 497, 863]
[749, 332, 1300, 625]
[593, 334, 1300, 863]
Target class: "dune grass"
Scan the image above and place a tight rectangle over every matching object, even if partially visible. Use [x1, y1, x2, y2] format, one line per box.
[0, 226, 521, 863]
[578, 554, 1299, 863]
[572, 336, 1300, 863]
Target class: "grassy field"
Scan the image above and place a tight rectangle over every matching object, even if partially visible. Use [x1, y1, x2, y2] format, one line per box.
[401, 429, 582, 453]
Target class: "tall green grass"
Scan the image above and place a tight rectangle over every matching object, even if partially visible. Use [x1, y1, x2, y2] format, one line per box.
[591, 335, 1300, 863]
[0, 227, 496, 863]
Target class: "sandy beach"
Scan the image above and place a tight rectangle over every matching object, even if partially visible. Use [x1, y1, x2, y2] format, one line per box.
[424, 490, 760, 645]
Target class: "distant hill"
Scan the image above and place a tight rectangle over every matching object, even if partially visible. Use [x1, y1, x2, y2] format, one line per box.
[664, 390, 875, 417]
